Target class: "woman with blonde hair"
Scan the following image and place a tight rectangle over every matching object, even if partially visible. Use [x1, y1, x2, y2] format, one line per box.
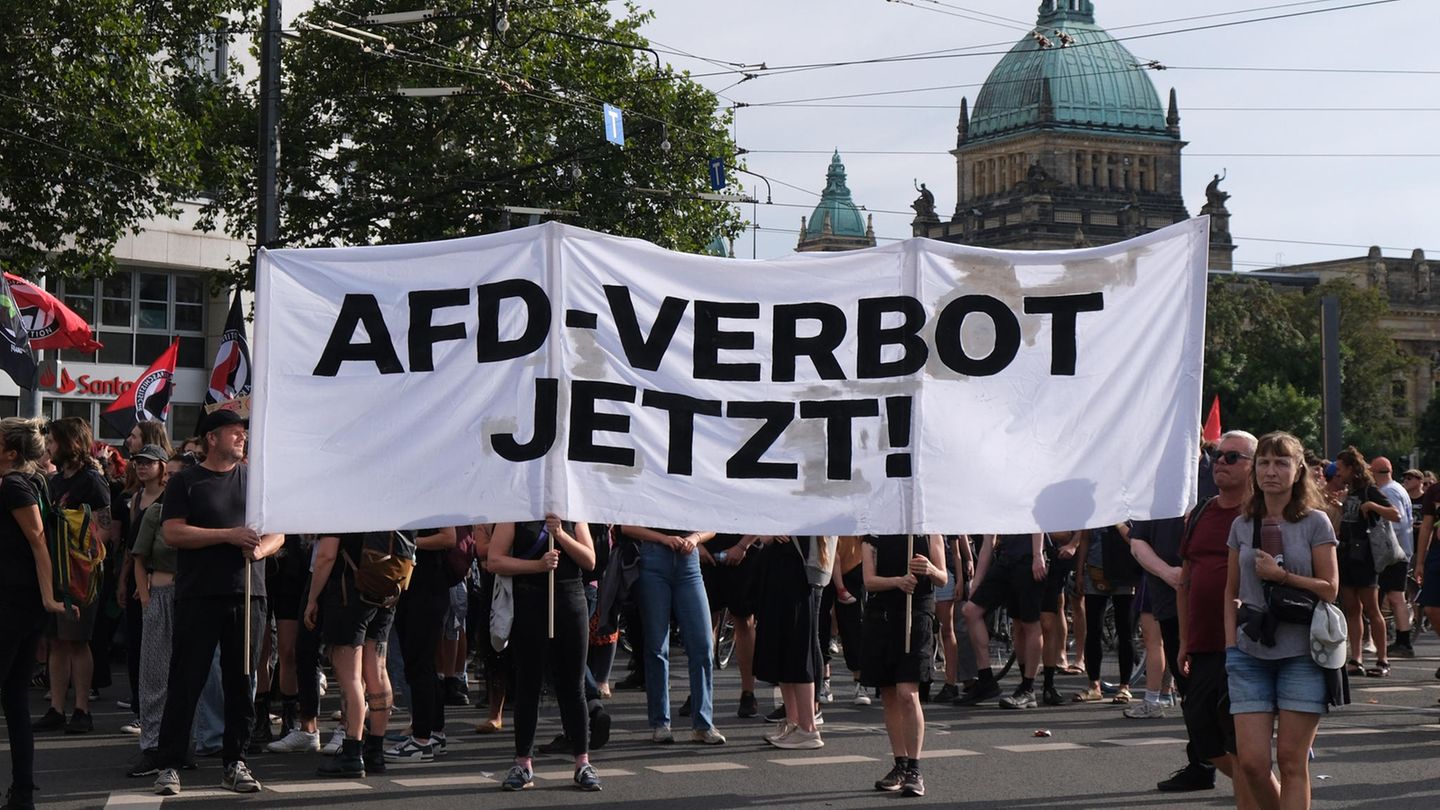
[1224, 431, 1339, 810]
[0, 418, 78, 809]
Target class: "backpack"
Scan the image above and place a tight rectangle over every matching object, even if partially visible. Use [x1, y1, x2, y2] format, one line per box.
[343, 531, 417, 609]
[34, 473, 106, 609]
[441, 525, 477, 587]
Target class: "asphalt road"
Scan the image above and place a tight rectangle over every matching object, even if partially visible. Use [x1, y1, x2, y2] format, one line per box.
[10, 635, 1440, 809]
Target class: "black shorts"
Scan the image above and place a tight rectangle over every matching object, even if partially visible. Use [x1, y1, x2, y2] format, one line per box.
[1377, 560, 1408, 594]
[1181, 651, 1237, 760]
[1339, 558, 1378, 589]
[1040, 558, 1068, 614]
[322, 581, 395, 649]
[702, 547, 762, 618]
[969, 553, 1044, 623]
[860, 600, 935, 688]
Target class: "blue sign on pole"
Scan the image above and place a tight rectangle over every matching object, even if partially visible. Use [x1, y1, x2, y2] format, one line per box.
[602, 103, 625, 147]
[707, 157, 725, 191]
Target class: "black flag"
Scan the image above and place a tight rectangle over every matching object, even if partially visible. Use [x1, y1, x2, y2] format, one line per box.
[205, 290, 252, 408]
[0, 274, 38, 389]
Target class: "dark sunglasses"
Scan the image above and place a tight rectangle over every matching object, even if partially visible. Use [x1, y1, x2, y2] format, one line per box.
[1212, 450, 1252, 465]
[1403, 472, 1422, 480]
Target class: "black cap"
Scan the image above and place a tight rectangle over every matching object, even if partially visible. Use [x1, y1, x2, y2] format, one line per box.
[132, 443, 168, 462]
[198, 409, 247, 437]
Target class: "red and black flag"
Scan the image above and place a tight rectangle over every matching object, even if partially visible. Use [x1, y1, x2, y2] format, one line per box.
[3, 272, 103, 353]
[101, 337, 179, 437]
[205, 290, 252, 407]
[0, 274, 38, 389]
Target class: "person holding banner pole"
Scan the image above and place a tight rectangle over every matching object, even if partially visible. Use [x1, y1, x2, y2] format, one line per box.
[488, 518, 599, 792]
[862, 534, 946, 798]
[622, 526, 727, 746]
[150, 410, 279, 797]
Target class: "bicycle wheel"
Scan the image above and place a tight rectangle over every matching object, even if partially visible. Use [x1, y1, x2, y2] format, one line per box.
[714, 609, 736, 670]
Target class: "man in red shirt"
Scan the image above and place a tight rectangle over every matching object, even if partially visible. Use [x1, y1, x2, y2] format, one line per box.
[1158, 431, 1274, 807]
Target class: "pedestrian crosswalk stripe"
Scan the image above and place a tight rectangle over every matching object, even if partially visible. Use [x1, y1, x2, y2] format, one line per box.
[769, 754, 879, 766]
[1098, 737, 1188, 747]
[648, 762, 750, 773]
[918, 748, 982, 758]
[993, 742, 1087, 752]
[266, 780, 371, 793]
[102, 793, 162, 808]
[392, 775, 496, 787]
[533, 767, 635, 780]
[1354, 686, 1422, 693]
[1317, 727, 1385, 736]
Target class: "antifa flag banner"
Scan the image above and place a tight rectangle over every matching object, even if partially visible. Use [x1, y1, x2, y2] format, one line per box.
[0, 274, 38, 388]
[3, 273, 103, 352]
[204, 290, 253, 408]
[101, 337, 179, 437]
[250, 219, 1209, 536]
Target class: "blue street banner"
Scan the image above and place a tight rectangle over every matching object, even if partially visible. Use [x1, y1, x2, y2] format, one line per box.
[602, 103, 624, 147]
[708, 158, 725, 191]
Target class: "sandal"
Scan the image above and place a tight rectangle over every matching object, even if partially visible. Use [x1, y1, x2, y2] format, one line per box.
[1061, 663, 1085, 675]
[1111, 686, 1133, 704]
[1072, 687, 1103, 703]
[1368, 662, 1391, 678]
[474, 719, 503, 734]
[1346, 660, 1367, 677]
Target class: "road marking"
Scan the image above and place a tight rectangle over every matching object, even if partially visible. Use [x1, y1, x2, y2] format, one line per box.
[532, 767, 634, 780]
[1353, 686, 1421, 693]
[102, 794, 163, 808]
[647, 762, 749, 773]
[1098, 737, 1188, 747]
[1318, 727, 1385, 736]
[266, 781, 371, 793]
[769, 754, 880, 766]
[392, 775, 496, 787]
[994, 742, 1087, 752]
[918, 748, 982, 758]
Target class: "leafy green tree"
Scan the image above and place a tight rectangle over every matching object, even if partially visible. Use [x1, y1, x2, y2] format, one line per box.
[1413, 388, 1440, 468]
[209, 0, 742, 264]
[0, 1, 253, 279]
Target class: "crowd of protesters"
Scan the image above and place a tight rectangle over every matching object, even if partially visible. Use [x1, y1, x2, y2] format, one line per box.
[2, 413, 1438, 809]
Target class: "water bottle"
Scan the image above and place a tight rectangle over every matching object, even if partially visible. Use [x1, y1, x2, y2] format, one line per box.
[716, 550, 728, 563]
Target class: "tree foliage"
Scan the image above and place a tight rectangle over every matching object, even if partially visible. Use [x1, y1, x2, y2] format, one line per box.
[207, 0, 743, 265]
[0, 0, 253, 279]
[1203, 277, 1416, 456]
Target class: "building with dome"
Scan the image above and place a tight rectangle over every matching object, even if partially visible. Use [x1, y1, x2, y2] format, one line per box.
[798, 151, 876, 252]
[914, 0, 1234, 270]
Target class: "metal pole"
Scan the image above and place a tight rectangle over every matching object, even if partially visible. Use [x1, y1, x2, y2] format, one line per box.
[1320, 295, 1342, 458]
[257, 0, 282, 253]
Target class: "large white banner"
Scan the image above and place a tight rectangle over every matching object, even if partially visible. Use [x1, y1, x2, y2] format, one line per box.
[250, 218, 1208, 535]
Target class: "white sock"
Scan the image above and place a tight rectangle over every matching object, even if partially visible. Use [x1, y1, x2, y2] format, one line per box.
[1144, 690, 1160, 705]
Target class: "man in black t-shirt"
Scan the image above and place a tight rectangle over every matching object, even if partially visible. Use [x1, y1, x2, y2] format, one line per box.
[956, 533, 1048, 709]
[151, 410, 281, 797]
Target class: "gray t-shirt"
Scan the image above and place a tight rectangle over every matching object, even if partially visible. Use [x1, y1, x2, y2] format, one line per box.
[1226, 509, 1337, 660]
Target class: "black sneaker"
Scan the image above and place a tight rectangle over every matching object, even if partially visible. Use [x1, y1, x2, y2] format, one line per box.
[999, 687, 1037, 710]
[1156, 763, 1216, 792]
[738, 691, 758, 718]
[765, 705, 787, 722]
[3, 786, 35, 809]
[679, 695, 692, 717]
[538, 734, 571, 755]
[64, 709, 94, 734]
[901, 768, 926, 797]
[443, 677, 470, 707]
[933, 683, 960, 703]
[874, 763, 906, 792]
[589, 704, 611, 750]
[32, 707, 65, 732]
[126, 750, 161, 778]
[615, 671, 646, 691]
[1042, 686, 1064, 706]
[952, 680, 1001, 706]
[1390, 641, 1415, 658]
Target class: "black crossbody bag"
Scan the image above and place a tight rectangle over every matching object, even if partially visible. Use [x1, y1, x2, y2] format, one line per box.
[1252, 517, 1317, 624]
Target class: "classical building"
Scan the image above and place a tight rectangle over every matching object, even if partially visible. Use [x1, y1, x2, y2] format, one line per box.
[911, 0, 1235, 270]
[797, 151, 876, 252]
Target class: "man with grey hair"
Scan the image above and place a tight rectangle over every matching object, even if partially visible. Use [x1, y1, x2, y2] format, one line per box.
[1157, 431, 1277, 806]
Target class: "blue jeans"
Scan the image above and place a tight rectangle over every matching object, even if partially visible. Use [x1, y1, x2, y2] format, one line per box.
[192, 649, 229, 755]
[636, 543, 714, 731]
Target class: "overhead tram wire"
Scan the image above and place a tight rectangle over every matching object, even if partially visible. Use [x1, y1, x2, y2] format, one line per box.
[742, 148, 1440, 158]
[887, 0, 1035, 31]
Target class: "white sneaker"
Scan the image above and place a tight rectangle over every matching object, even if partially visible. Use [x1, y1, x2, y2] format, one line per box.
[267, 729, 321, 753]
[814, 709, 824, 727]
[853, 683, 872, 706]
[318, 672, 328, 697]
[1123, 700, 1167, 720]
[691, 727, 726, 745]
[652, 725, 674, 744]
[818, 679, 834, 703]
[1362, 638, 1377, 654]
[770, 727, 824, 750]
[120, 719, 142, 735]
[322, 726, 345, 756]
[765, 722, 795, 743]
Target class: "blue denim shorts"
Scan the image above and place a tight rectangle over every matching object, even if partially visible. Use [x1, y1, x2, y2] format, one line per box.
[1225, 646, 1326, 715]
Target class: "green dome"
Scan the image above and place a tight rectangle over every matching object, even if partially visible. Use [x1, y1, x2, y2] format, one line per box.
[969, 1, 1169, 142]
[805, 151, 867, 238]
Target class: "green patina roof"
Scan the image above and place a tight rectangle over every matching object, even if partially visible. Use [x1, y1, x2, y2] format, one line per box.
[702, 235, 728, 256]
[969, 1, 1169, 142]
[804, 151, 867, 238]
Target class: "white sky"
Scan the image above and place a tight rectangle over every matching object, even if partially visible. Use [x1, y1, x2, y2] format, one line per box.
[289, 1, 1436, 268]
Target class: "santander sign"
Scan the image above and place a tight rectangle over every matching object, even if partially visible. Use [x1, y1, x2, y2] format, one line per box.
[37, 366, 134, 398]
